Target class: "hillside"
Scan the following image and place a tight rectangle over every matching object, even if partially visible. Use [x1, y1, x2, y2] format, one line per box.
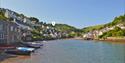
[1, 8, 125, 40]
[55, 24, 77, 32]
[99, 27, 125, 38]
[82, 24, 104, 33]
[82, 14, 125, 33]
[0, 8, 81, 40]
[82, 14, 125, 39]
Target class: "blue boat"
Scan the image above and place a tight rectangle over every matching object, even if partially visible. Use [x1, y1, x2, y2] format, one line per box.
[1, 43, 38, 55]
[16, 47, 35, 52]
[4, 46, 35, 55]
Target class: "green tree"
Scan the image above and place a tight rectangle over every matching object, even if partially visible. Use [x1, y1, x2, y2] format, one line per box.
[29, 17, 39, 23]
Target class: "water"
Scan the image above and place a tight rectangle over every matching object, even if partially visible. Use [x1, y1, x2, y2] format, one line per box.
[6, 40, 125, 63]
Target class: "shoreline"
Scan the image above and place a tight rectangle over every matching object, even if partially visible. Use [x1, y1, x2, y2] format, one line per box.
[61, 37, 125, 43]
[98, 39, 125, 42]
[98, 37, 125, 42]
[30, 36, 125, 42]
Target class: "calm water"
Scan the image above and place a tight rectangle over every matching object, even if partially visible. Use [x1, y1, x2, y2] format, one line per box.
[11, 40, 125, 63]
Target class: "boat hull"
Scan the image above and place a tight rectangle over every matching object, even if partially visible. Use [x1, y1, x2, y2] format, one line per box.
[5, 49, 32, 55]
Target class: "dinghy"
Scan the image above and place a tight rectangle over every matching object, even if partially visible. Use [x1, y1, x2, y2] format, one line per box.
[16, 47, 35, 52]
[21, 42, 43, 49]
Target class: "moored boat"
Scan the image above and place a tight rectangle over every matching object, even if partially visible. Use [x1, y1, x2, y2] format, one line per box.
[21, 42, 43, 49]
[16, 47, 35, 52]
[5, 49, 31, 55]
[1, 45, 35, 55]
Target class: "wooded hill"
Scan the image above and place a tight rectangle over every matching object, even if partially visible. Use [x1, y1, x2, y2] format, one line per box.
[82, 14, 125, 33]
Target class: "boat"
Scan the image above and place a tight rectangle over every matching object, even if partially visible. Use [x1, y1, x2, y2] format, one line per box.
[5, 47, 35, 55]
[16, 47, 35, 52]
[28, 42, 43, 46]
[17, 42, 39, 49]
[21, 42, 43, 49]
[5, 49, 31, 55]
[0, 44, 36, 55]
[42, 41, 47, 43]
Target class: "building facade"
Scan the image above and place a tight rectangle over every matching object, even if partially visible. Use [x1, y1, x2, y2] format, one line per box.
[0, 20, 22, 45]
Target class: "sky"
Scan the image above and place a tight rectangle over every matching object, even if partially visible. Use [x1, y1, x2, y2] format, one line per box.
[0, 0, 124, 28]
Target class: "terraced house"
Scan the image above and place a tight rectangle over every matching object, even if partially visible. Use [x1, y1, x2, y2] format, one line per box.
[0, 20, 22, 45]
[0, 8, 34, 44]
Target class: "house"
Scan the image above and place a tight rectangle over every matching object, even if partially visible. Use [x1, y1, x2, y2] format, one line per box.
[14, 19, 32, 41]
[4, 9, 17, 19]
[21, 29, 32, 41]
[23, 17, 41, 28]
[0, 20, 22, 45]
[4, 9, 33, 42]
[1, 8, 37, 42]
[116, 24, 125, 29]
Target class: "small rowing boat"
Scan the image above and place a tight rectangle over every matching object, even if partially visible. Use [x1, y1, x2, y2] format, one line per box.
[16, 47, 35, 52]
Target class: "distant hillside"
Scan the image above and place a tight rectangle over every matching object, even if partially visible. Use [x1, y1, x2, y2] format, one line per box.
[47, 23, 81, 32]
[54, 24, 77, 32]
[82, 24, 105, 33]
[82, 14, 125, 33]
[105, 15, 125, 27]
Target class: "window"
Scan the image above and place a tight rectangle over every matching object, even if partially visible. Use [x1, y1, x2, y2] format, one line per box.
[0, 24, 3, 31]
[10, 26, 13, 31]
[0, 34, 4, 39]
[15, 28, 17, 32]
